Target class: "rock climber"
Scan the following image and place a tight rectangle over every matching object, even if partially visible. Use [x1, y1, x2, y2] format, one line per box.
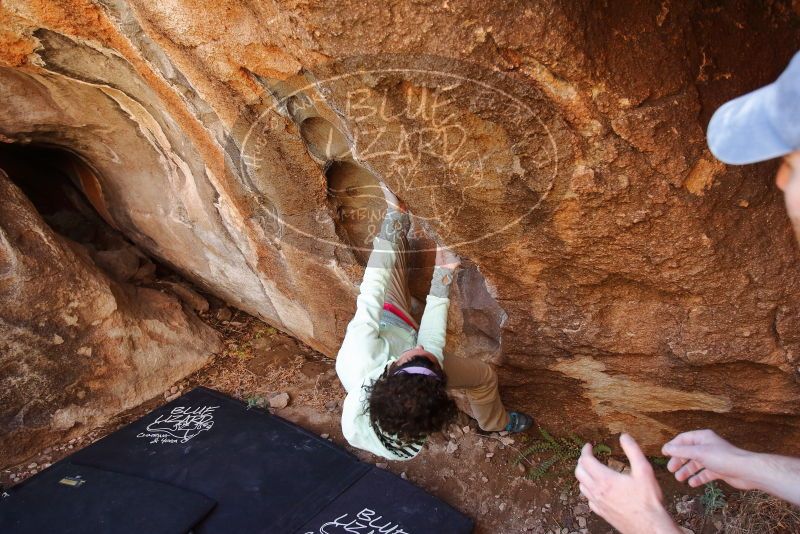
[575, 52, 800, 533]
[335, 185, 533, 460]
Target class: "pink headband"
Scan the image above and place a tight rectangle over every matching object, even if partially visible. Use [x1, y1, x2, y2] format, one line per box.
[394, 366, 441, 380]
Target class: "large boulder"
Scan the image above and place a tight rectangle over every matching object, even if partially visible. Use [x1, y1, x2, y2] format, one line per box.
[0, 167, 220, 466]
[0, 0, 799, 453]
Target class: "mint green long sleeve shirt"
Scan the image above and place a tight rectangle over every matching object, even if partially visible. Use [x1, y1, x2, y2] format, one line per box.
[336, 237, 451, 460]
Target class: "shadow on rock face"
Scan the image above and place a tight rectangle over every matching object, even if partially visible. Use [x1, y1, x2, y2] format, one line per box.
[0, 143, 157, 284]
[325, 160, 387, 264]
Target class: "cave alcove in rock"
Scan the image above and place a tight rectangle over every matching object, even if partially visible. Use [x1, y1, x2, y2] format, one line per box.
[0, 143, 156, 284]
[0, 141, 220, 468]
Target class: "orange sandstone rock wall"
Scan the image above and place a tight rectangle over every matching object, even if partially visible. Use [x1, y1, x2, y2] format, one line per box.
[1, 0, 800, 455]
[0, 164, 220, 466]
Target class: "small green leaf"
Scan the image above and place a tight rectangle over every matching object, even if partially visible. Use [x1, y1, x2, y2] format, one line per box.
[569, 434, 585, 447]
[594, 444, 612, 456]
[539, 427, 557, 445]
[649, 456, 668, 467]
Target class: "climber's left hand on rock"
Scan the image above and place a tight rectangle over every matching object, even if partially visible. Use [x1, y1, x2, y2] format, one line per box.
[435, 246, 460, 270]
[378, 210, 409, 244]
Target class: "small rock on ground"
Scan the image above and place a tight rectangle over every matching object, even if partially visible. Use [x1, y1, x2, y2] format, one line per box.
[268, 392, 290, 409]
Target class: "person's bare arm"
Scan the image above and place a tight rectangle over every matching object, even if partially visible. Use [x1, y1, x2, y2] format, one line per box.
[752, 454, 800, 505]
[663, 429, 800, 506]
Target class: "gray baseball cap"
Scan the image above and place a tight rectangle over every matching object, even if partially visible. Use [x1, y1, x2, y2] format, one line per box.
[707, 51, 800, 165]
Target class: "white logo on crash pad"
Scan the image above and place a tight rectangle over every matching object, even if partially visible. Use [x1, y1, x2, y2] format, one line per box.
[137, 405, 219, 444]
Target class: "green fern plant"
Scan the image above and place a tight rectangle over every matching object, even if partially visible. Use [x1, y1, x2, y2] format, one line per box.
[514, 428, 611, 481]
[246, 395, 265, 409]
[701, 482, 726, 516]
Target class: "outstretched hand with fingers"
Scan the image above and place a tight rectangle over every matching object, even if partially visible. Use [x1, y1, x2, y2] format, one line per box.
[662, 429, 759, 490]
[575, 434, 679, 534]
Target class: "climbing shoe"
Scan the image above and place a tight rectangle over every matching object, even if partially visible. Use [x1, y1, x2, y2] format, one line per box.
[505, 411, 534, 433]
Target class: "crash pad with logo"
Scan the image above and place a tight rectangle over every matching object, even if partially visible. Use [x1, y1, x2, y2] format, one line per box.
[2, 387, 473, 534]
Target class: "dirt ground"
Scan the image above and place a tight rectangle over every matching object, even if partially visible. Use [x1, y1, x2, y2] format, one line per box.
[3, 308, 798, 534]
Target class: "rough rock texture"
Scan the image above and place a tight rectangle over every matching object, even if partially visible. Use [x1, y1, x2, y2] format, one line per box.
[0, 162, 221, 466]
[1, 0, 800, 454]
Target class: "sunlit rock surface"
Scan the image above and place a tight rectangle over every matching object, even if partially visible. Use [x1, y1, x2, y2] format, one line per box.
[1, 0, 799, 458]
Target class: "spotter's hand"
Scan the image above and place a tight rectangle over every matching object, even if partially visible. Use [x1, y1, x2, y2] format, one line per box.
[662, 429, 759, 490]
[575, 434, 679, 534]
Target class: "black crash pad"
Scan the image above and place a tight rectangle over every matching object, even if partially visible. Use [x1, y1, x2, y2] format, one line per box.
[297, 467, 474, 534]
[5, 387, 473, 533]
[0, 462, 215, 534]
[70, 387, 370, 533]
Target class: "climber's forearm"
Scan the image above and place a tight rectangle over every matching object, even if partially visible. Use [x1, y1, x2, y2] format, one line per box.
[365, 209, 407, 272]
[749, 453, 800, 506]
[359, 235, 398, 318]
[416, 295, 449, 362]
[416, 267, 454, 361]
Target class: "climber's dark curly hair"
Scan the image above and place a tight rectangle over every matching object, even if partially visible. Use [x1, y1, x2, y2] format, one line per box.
[364, 355, 458, 444]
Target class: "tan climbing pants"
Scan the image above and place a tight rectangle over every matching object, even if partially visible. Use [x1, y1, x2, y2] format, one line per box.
[383, 234, 510, 432]
[444, 356, 510, 431]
